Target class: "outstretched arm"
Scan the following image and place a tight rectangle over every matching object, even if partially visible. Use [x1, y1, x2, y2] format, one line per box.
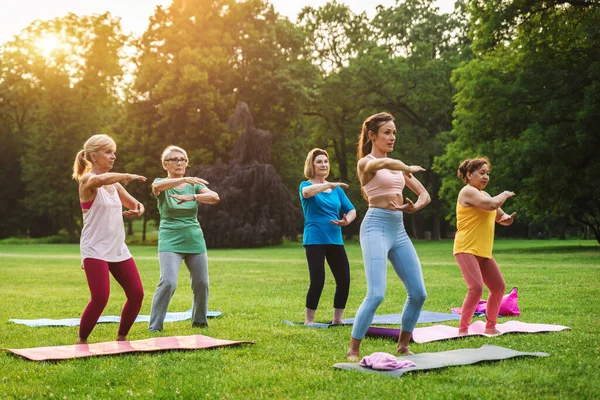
[152, 177, 209, 196]
[302, 182, 348, 199]
[360, 157, 424, 175]
[80, 172, 146, 193]
[460, 186, 515, 211]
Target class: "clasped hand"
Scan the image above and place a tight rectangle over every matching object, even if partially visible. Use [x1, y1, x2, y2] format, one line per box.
[122, 203, 143, 219]
[331, 214, 351, 226]
[499, 212, 517, 226]
[390, 198, 418, 213]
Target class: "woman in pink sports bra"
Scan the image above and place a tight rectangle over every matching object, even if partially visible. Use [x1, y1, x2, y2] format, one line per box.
[347, 112, 430, 360]
[72, 134, 147, 344]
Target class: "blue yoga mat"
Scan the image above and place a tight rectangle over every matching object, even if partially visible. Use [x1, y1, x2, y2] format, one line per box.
[284, 310, 460, 329]
[9, 310, 222, 327]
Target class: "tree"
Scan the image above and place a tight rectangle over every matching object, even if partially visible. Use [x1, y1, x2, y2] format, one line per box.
[125, 0, 318, 234]
[0, 70, 29, 238]
[0, 13, 128, 240]
[299, 0, 469, 239]
[438, 1, 600, 243]
[187, 102, 302, 247]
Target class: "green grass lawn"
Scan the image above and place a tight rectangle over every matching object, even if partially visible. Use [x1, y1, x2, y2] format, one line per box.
[0, 240, 598, 399]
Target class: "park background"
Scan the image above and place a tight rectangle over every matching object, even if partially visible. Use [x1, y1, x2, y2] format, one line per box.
[0, 0, 598, 245]
[0, 0, 599, 399]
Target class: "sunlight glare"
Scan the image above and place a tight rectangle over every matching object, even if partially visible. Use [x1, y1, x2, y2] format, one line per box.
[34, 34, 64, 58]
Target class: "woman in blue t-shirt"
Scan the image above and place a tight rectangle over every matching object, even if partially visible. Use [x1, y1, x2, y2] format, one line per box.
[299, 148, 356, 325]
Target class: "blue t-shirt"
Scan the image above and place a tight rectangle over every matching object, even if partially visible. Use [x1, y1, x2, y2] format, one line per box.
[299, 181, 355, 245]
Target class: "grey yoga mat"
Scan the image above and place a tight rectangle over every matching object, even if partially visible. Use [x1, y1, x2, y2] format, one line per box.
[333, 344, 549, 377]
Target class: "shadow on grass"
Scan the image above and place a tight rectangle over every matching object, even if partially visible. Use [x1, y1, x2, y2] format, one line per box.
[495, 245, 600, 254]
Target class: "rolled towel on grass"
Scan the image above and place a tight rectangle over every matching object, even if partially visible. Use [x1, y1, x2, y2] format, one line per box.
[360, 352, 416, 370]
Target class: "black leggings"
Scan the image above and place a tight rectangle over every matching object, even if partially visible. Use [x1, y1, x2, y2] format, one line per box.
[304, 244, 350, 310]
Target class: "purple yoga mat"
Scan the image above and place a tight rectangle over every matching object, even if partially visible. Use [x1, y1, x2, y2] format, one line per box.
[366, 320, 570, 344]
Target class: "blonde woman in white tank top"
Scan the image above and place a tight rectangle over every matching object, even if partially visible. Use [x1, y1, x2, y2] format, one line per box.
[72, 134, 147, 344]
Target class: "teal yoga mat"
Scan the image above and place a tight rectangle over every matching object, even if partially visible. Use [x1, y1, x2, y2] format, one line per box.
[9, 310, 222, 327]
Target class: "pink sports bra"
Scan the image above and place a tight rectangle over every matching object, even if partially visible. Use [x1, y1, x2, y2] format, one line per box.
[81, 199, 95, 210]
[362, 154, 406, 200]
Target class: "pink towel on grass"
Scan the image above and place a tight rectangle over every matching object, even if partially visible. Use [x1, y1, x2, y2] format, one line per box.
[360, 352, 416, 370]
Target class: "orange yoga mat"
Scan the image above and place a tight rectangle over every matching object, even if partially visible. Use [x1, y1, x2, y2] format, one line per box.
[3, 334, 254, 361]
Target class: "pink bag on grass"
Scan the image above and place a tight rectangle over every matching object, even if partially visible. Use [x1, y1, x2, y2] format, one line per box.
[498, 287, 521, 316]
[453, 287, 521, 317]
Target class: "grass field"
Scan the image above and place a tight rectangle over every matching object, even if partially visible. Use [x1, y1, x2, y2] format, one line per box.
[0, 239, 599, 399]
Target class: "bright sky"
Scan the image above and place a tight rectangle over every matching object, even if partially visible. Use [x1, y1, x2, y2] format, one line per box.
[0, 0, 456, 45]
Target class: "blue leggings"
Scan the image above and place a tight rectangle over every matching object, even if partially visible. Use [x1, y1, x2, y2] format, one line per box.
[351, 208, 427, 340]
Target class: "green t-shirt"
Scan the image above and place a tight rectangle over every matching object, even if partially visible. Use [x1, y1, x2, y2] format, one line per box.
[155, 178, 207, 253]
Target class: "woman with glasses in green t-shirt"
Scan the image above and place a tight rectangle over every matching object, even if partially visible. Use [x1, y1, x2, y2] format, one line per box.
[148, 145, 220, 332]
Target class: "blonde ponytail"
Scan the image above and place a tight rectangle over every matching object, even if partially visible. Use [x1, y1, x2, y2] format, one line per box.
[72, 150, 90, 180]
[72, 134, 116, 180]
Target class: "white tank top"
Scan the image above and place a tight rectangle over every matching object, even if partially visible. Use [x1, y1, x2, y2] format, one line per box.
[80, 185, 132, 262]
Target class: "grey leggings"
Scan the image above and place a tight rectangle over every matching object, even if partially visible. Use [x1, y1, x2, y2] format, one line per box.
[149, 252, 209, 331]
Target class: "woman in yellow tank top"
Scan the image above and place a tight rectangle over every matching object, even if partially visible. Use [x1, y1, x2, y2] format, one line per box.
[454, 157, 516, 336]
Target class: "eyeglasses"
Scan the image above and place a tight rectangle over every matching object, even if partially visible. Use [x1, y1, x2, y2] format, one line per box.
[166, 158, 188, 164]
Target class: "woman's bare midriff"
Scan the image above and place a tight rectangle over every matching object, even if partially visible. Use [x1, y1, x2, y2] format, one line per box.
[368, 193, 404, 210]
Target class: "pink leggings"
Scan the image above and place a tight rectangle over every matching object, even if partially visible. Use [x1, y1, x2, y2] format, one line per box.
[455, 253, 506, 331]
[80, 258, 144, 340]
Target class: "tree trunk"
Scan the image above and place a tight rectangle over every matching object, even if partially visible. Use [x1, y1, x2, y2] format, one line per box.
[583, 225, 589, 240]
[332, 138, 348, 182]
[431, 174, 441, 240]
[142, 214, 148, 242]
[66, 204, 78, 242]
[556, 218, 567, 240]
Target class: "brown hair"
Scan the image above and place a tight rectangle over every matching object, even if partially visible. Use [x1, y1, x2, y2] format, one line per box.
[304, 148, 329, 179]
[457, 157, 491, 184]
[72, 134, 116, 180]
[357, 112, 395, 160]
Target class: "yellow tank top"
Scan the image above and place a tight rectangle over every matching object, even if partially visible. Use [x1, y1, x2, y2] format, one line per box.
[453, 196, 496, 258]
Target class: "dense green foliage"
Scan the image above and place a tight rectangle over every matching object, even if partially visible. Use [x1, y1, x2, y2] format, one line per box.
[0, 0, 598, 243]
[0, 240, 598, 398]
[435, 0, 600, 242]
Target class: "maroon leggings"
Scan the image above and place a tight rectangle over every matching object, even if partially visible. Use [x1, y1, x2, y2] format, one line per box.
[79, 258, 144, 340]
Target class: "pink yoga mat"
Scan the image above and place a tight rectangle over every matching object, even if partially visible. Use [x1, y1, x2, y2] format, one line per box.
[367, 320, 570, 344]
[3, 335, 254, 361]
